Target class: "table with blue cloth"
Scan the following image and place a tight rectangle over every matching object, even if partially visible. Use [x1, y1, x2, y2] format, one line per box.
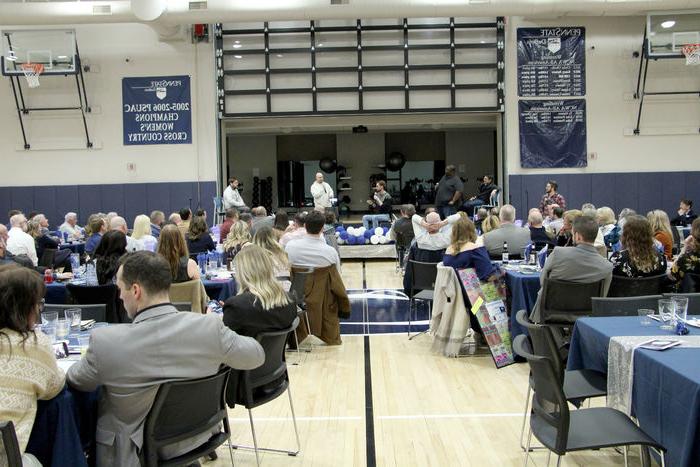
[568, 316, 700, 467]
[504, 269, 541, 342]
[59, 242, 86, 255]
[45, 277, 237, 304]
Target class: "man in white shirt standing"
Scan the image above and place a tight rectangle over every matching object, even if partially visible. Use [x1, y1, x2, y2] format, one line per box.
[223, 178, 247, 211]
[7, 214, 38, 266]
[59, 212, 83, 241]
[310, 172, 334, 211]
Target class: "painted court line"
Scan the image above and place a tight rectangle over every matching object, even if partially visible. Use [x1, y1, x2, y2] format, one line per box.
[227, 413, 522, 423]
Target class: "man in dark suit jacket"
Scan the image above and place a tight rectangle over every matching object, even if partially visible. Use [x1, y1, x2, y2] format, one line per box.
[530, 215, 613, 322]
[67, 252, 265, 467]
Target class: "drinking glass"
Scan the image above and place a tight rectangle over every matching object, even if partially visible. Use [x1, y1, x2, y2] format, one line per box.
[658, 299, 676, 331]
[65, 308, 81, 330]
[41, 310, 58, 326]
[670, 296, 689, 324]
[78, 335, 90, 357]
[55, 318, 71, 340]
[41, 324, 56, 343]
[638, 309, 653, 326]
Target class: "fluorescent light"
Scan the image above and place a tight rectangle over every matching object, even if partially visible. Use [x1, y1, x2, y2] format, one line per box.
[318, 43, 324, 47]
[661, 20, 675, 29]
[233, 44, 242, 49]
[276, 54, 284, 58]
[234, 55, 242, 59]
[57, 55, 68, 59]
[234, 40, 240, 44]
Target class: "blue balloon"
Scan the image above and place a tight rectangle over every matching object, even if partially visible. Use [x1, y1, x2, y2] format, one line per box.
[355, 235, 364, 244]
[364, 230, 373, 239]
[339, 232, 349, 240]
[347, 236, 356, 245]
[383, 227, 390, 235]
[336, 226, 345, 233]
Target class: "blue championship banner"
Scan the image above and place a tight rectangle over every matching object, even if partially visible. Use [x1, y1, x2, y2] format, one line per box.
[517, 27, 585, 97]
[122, 75, 192, 145]
[519, 99, 587, 168]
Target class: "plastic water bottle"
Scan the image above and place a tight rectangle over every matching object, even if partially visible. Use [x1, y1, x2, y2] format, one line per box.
[86, 261, 98, 286]
[216, 251, 222, 268]
[69, 254, 80, 274]
[502, 241, 509, 264]
[197, 253, 206, 273]
[529, 245, 536, 265]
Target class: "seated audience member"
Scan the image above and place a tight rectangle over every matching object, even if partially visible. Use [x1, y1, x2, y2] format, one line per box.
[647, 209, 674, 260]
[7, 209, 22, 228]
[149, 211, 165, 239]
[0, 264, 65, 465]
[273, 210, 289, 239]
[531, 215, 614, 322]
[482, 204, 530, 258]
[27, 218, 71, 270]
[66, 252, 265, 467]
[223, 177, 247, 211]
[671, 199, 697, 227]
[178, 207, 192, 237]
[240, 212, 253, 229]
[219, 208, 239, 243]
[362, 180, 393, 230]
[186, 216, 216, 255]
[480, 214, 500, 236]
[32, 214, 57, 240]
[527, 208, 554, 248]
[85, 215, 107, 256]
[545, 206, 564, 235]
[610, 215, 667, 278]
[250, 206, 274, 236]
[59, 212, 83, 241]
[597, 206, 619, 247]
[105, 212, 119, 226]
[286, 210, 341, 269]
[410, 208, 461, 251]
[157, 224, 200, 283]
[323, 211, 340, 252]
[253, 227, 291, 290]
[195, 208, 207, 220]
[223, 220, 252, 259]
[389, 204, 416, 244]
[7, 214, 38, 267]
[93, 230, 127, 285]
[110, 216, 139, 252]
[168, 212, 182, 226]
[670, 218, 700, 287]
[555, 209, 582, 247]
[280, 212, 308, 247]
[131, 214, 158, 252]
[443, 212, 498, 280]
[0, 225, 33, 269]
[223, 245, 297, 337]
[581, 203, 596, 211]
[617, 208, 636, 232]
[461, 175, 499, 213]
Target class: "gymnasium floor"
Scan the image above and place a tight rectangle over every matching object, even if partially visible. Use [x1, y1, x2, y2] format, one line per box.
[210, 259, 634, 466]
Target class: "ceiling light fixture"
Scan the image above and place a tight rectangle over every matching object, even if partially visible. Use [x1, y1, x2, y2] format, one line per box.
[661, 20, 676, 29]
[233, 44, 242, 49]
[234, 55, 242, 59]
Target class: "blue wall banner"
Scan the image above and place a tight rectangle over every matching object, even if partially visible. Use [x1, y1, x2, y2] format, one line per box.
[519, 99, 587, 169]
[122, 75, 192, 145]
[517, 27, 585, 97]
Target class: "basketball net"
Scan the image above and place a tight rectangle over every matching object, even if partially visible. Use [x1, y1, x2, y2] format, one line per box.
[21, 63, 44, 88]
[681, 44, 700, 66]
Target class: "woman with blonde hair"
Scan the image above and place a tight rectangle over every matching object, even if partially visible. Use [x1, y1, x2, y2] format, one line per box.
[223, 220, 251, 259]
[252, 227, 291, 289]
[481, 214, 500, 235]
[132, 214, 158, 251]
[156, 224, 200, 283]
[556, 209, 583, 247]
[443, 212, 498, 280]
[222, 245, 297, 337]
[647, 209, 674, 260]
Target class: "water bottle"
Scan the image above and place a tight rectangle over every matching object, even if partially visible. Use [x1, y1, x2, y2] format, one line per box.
[86, 261, 98, 286]
[216, 251, 222, 268]
[529, 245, 536, 265]
[502, 241, 509, 264]
[197, 253, 206, 273]
[70, 253, 80, 274]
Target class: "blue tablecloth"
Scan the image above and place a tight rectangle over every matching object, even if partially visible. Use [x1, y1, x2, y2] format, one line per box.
[59, 242, 86, 255]
[504, 270, 541, 342]
[568, 316, 700, 467]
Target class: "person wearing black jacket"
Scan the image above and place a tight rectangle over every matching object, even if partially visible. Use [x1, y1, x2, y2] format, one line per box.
[362, 180, 393, 231]
[670, 199, 698, 227]
[460, 175, 499, 214]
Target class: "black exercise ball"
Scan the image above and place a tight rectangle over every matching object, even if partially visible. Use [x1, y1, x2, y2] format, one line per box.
[319, 158, 337, 174]
[386, 152, 405, 171]
[342, 195, 351, 204]
[337, 165, 347, 177]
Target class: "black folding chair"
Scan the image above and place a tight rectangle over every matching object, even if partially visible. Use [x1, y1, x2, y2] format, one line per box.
[38, 248, 57, 269]
[0, 421, 22, 467]
[680, 272, 700, 293]
[394, 227, 414, 274]
[66, 283, 128, 323]
[289, 267, 313, 353]
[43, 303, 107, 323]
[142, 368, 234, 467]
[607, 274, 667, 298]
[591, 295, 663, 317]
[513, 335, 666, 467]
[227, 318, 301, 466]
[406, 259, 439, 339]
[540, 278, 607, 326]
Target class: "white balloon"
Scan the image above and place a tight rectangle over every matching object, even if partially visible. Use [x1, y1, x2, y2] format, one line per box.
[379, 236, 388, 244]
[335, 231, 341, 237]
[370, 235, 379, 245]
[374, 227, 383, 236]
[358, 226, 366, 235]
[337, 238, 345, 245]
[347, 227, 355, 235]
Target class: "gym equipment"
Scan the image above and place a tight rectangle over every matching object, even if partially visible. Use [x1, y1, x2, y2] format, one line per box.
[386, 152, 406, 171]
[319, 158, 337, 174]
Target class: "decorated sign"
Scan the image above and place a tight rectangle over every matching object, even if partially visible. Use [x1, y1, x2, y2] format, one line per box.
[122, 75, 192, 145]
[517, 27, 585, 97]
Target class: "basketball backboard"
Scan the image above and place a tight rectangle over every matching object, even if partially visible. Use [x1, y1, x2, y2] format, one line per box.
[1, 29, 77, 75]
[647, 11, 700, 58]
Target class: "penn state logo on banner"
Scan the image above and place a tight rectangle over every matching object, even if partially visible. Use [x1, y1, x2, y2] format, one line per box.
[547, 37, 561, 53]
[122, 75, 192, 145]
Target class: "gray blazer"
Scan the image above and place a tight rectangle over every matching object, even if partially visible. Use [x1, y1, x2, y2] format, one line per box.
[67, 304, 265, 467]
[530, 244, 613, 322]
[483, 223, 531, 258]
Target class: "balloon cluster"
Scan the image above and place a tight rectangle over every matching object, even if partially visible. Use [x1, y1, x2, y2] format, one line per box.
[335, 226, 393, 245]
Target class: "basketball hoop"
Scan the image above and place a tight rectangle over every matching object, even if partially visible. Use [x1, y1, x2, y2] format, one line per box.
[21, 63, 44, 88]
[681, 44, 700, 66]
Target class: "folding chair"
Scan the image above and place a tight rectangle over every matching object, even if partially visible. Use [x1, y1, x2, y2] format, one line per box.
[406, 259, 438, 339]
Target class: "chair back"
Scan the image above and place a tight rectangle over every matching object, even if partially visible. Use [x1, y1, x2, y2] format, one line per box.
[407, 260, 439, 292]
[172, 302, 193, 312]
[680, 273, 700, 293]
[43, 303, 107, 322]
[142, 368, 231, 467]
[515, 310, 565, 379]
[513, 335, 570, 455]
[38, 248, 57, 268]
[213, 196, 223, 212]
[227, 317, 299, 409]
[607, 274, 666, 298]
[289, 267, 313, 307]
[169, 279, 207, 313]
[591, 295, 663, 317]
[66, 283, 123, 323]
[662, 292, 700, 310]
[540, 278, 606, 325]
[0, 421, 22, 467]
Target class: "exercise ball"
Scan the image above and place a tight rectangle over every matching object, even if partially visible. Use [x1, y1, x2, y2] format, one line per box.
[386, 152, 406, 171]
[370, 235, 379, 245]
[374, 227, 383, 236]
[319, 158, 337, 174]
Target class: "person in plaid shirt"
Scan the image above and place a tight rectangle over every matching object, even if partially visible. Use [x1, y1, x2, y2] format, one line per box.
[539, 180, 566, 214]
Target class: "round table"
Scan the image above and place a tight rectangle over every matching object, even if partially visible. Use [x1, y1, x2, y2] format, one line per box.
[504, 269, 541, 342]
[59, 242, 86, 255]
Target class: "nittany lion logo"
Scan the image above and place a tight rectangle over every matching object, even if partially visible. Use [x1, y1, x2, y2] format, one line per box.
[547, 37, 561, 53]
[156, 87, 167, 100]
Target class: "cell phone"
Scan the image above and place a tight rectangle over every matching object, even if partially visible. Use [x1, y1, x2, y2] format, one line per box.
[207, 300, 223, 314]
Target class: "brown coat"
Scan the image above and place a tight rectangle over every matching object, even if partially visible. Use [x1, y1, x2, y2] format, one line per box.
[295, 265, 350, 345]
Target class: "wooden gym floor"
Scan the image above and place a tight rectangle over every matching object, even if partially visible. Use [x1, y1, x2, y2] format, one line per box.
[208, 259, 636, 466]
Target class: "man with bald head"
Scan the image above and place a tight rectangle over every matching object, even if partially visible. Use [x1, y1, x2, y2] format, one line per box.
[310, 172, 334, 210]
[110, 216, 139, 252]
[7, 214, 38, 266]
[482, 204, 530, 259]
